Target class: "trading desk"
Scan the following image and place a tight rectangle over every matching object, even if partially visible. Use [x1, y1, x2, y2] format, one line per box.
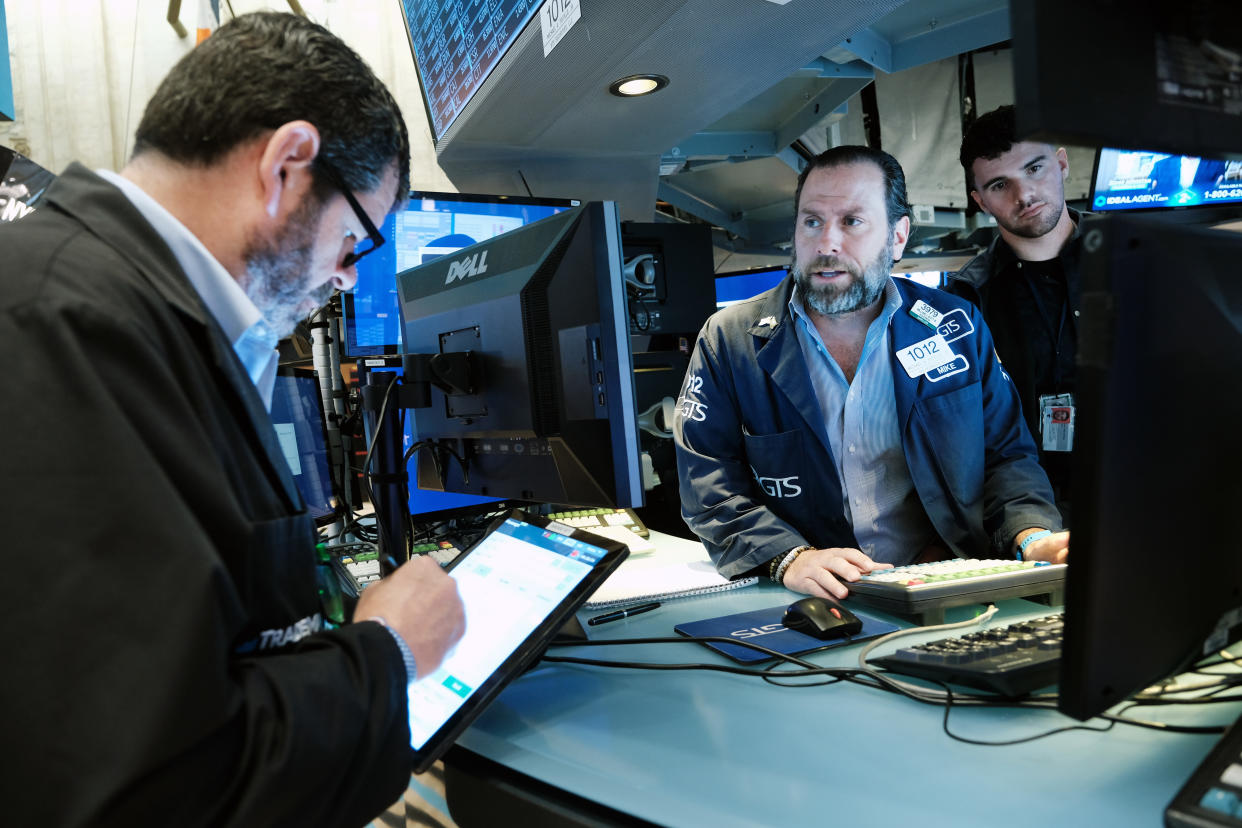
[442, 533, 1237, 827]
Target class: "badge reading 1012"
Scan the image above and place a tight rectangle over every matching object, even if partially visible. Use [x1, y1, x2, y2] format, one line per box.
[896, 333, 958, 378]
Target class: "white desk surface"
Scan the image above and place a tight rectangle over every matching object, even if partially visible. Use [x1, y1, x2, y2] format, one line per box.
[451, 532, 1236, 827]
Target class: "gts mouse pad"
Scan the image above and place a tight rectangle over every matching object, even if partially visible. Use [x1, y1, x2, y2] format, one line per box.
[674, 605, 900, 663]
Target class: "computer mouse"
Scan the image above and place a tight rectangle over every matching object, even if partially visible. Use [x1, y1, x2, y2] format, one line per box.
[782, 596, 863, 640]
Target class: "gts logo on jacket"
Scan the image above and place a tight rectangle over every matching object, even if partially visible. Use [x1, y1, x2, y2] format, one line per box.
[444, 251, 489, 284]
[753, 467, 802, 498]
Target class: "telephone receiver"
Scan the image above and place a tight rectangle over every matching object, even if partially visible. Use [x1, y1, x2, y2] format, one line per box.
[624, 253, 657, 292]
[638, 396, 676, 439]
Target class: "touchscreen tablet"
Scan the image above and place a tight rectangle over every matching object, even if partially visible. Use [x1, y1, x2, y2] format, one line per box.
[406, 509, 629, 772]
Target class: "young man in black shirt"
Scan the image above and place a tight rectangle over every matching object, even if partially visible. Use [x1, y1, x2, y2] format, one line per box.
[945, 105, 1083, 524]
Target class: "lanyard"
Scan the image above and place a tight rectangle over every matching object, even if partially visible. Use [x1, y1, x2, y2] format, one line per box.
[1019, 262, 1071, 390]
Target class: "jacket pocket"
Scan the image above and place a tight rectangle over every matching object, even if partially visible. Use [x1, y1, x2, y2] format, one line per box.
[742, 428, 806, 500]
[912, 384, 984, 507]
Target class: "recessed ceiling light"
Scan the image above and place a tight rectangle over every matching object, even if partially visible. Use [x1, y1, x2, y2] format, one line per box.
[608, 74, 669, 97]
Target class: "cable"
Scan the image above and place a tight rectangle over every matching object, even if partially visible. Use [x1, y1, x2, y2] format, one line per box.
[360, 375, 401, 569]
[542, 621, 1237, 745]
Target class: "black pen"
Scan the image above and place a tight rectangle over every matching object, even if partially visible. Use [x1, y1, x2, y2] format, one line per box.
[587, 602, 661, 626]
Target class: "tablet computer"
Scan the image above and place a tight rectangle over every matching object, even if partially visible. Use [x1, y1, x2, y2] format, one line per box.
[407, 508, 629, 772]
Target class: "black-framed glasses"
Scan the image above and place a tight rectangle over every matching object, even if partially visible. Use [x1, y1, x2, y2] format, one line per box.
[316, 160, 386, 268]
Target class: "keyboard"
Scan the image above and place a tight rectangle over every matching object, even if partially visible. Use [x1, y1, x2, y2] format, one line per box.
[871, 612, 1063, 697]
[412, 539, 465, 567]
[1167, 710, 1242, 827]
[546, 507, 649, 538]
[330, 541, 383, 592]
[849, 558, 1067, 623]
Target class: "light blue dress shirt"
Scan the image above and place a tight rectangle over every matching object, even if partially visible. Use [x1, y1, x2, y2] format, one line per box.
[96, 170, 279, 409]
[789, 277, 936, 564]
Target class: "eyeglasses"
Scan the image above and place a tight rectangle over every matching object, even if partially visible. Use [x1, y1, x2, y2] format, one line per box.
[316, 160, 386, 268]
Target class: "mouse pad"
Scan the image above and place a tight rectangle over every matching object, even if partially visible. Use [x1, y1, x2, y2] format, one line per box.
[674, 604, 900, 663]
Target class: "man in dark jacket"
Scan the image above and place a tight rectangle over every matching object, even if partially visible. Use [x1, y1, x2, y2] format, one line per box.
[0, 13, 464, 827]
[945, 105, 1083, 523]
[674, 146, 1067, 600]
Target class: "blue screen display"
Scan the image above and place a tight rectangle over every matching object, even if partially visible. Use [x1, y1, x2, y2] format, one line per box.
[344, 194, 574, 357]
[401, 0, 543, 140]
[1091, 148, 1242, 212]
[714, 267, 787, 309]
[270, 373, 336, 522]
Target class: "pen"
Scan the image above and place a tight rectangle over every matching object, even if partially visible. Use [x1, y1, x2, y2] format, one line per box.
[587, 602, 661, 626]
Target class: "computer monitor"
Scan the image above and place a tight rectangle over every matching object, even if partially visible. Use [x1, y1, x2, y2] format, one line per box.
[1090, 147, 1242, 212]
[269, 368, 339, 525]
[1057, 212, 1242, 721]
[1011, 0, 1242, 161]
[398, 0, 543, 141]
[342, 191, 577, 359]
[713, 266, 788, 309]
[396, 201, 643, 509]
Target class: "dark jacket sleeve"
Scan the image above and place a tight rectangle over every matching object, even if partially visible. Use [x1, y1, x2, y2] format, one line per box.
[672, 321, 809, 578]
[970, 303, 1064, 548]
[1, 281, 409, 825]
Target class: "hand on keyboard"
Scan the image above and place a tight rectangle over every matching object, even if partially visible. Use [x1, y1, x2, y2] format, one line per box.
[1019, 529, 1070, 564]
[783, 546, 894, 600]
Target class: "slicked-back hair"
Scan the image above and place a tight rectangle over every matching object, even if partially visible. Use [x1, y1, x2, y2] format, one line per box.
[959, 105, 1018, 192]
[793, 146, 911, 233]
[132, 11, 409, 211]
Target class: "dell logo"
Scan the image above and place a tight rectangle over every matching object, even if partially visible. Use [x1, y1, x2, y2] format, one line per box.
[445, 251, 489, 284]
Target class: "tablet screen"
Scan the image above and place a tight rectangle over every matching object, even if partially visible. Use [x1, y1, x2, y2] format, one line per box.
[407, 511, 627, 769]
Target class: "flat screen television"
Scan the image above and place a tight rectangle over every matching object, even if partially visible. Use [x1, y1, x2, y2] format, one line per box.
[396, 201, 643, 508]
[1089, 147, 1242, 212]
[1058, 212, 1242, 721]
[1011, 0, 1242, 161]
[398, 0, 544, 141]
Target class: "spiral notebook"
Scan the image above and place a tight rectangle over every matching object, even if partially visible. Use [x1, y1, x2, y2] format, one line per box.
[582, 554, 757, 609]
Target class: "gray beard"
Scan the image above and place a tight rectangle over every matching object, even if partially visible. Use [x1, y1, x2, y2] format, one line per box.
[240, 200, 332, 339]
[791, 248, 891, 317]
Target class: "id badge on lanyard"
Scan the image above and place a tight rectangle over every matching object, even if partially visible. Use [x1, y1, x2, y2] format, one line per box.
[1039, 392, 1075, 452]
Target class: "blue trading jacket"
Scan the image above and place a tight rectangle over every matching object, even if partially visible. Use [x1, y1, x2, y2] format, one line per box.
[673, 275, 1061, 579]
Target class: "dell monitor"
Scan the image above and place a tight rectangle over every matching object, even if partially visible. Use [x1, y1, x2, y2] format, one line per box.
[1090, 147, 1242, 212]
[1058, 212, 1242, 721]
[396, 201, 643, 509]
[342, 191, 576, 358]
[344, 191, 576, 521]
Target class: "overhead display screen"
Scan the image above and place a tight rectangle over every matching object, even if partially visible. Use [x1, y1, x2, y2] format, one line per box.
[400, 0, 543, 140]
[1090, 147, 1242, 212]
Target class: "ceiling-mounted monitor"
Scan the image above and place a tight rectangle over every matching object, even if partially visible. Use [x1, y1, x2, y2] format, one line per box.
[398, 0, 544, 141]
[1011, 0, 1242, 161]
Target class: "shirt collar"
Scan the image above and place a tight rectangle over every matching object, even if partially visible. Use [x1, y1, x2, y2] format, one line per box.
[96, 169, 279, 407]
[96, 169, 264, 343]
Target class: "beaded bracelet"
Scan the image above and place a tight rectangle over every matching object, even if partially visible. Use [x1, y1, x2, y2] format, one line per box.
[773, 545, 813, 584]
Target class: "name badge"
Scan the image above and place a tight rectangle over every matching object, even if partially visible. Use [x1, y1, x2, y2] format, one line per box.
[1039, 393, 1075, 452]
[909, 299, 944, 329]
[896, 333, 957, 378]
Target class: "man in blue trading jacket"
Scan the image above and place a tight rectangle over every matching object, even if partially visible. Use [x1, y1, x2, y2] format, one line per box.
[673, 146, 1069, 599]
[0, 13, 464, 827]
